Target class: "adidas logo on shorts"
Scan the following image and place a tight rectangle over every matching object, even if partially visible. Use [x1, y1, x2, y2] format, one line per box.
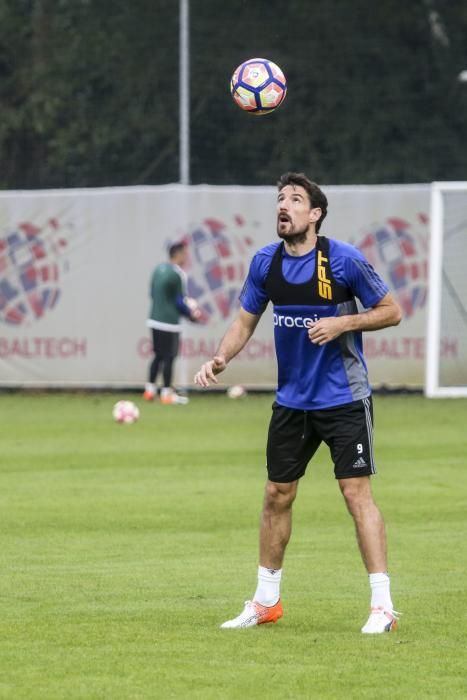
[352, 456, 368, 469]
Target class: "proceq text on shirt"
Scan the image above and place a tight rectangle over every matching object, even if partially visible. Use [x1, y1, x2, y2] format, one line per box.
[273, 313, 319, 328]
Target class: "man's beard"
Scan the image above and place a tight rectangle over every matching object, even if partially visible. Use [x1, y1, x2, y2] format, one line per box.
[277, 222, 309, 246]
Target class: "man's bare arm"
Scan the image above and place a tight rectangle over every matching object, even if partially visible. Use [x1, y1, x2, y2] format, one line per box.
[308, 293, 402, 346]
[194, 308, 262, 386]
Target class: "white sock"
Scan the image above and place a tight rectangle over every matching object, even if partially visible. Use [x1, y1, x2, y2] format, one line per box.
[145, 382, 155, 393]
[369, 572, 393, 611]
[253, 566, 282, 607]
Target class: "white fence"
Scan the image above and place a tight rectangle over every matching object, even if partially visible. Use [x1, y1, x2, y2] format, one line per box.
[0, 183, 446, 389]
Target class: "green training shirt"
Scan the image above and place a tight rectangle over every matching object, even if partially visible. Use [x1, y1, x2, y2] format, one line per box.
[146, 263, 186, 332]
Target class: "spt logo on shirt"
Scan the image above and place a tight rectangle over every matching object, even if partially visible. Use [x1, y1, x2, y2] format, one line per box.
[0, 218, 69, 326]
[353, 215, 428, 318]
[182, 216, 255, 325]
[317, 249, 332, 300]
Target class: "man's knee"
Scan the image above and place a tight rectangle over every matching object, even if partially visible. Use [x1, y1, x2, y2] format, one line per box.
[264, 480, 297, 512]
[339, 477, 374, 513]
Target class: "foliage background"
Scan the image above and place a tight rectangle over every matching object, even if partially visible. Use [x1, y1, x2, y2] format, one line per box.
[0, 0, 466, 188]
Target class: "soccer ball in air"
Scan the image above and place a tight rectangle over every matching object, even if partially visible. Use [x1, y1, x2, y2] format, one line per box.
[230, 58, 287, 115]
[112, 400, 140, 424]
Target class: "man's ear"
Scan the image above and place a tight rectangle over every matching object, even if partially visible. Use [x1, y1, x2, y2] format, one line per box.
[309, 207, 322, 224]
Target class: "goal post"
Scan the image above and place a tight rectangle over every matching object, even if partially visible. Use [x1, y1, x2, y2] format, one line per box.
[425, 182, 467, 397]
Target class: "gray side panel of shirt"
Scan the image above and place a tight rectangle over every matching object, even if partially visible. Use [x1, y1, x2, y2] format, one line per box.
[337, 300, 371, 401]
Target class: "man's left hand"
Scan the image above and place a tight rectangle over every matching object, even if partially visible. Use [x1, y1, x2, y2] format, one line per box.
[307, 317, 347, 345]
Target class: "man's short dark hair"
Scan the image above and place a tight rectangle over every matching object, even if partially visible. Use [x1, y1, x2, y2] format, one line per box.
[168, 241, 186, 259]
[277, 172, 328, 233]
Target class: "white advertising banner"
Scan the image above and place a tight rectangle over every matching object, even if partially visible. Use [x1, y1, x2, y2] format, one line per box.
[0, 183, 447, 389]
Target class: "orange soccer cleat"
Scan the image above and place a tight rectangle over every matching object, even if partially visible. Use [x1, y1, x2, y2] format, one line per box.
[160, 388, 189, 405]
[220, 600, 283, 629]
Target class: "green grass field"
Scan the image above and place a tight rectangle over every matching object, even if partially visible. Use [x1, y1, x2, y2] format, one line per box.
[1, 392, 466, 699]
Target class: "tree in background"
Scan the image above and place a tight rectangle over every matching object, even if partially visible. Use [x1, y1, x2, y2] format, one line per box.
[0, 0, 178, 187]
[0, 0, 465, 188]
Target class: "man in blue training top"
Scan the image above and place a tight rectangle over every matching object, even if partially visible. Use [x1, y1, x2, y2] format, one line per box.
[194, 172, 403, 634]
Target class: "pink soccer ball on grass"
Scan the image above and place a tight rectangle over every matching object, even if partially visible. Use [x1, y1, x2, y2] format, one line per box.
[112, 400, 140, 424]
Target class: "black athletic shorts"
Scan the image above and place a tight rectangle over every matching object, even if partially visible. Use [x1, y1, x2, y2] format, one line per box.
[266, 397, 376, 482]
[152, 329, 180, 360]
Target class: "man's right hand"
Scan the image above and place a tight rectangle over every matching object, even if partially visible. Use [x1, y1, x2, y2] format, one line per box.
[194, 356, 227, 387]
[185, 296, 203, 323]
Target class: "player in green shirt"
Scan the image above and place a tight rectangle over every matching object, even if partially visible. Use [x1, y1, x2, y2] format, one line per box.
[144, 242, 200, 404]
